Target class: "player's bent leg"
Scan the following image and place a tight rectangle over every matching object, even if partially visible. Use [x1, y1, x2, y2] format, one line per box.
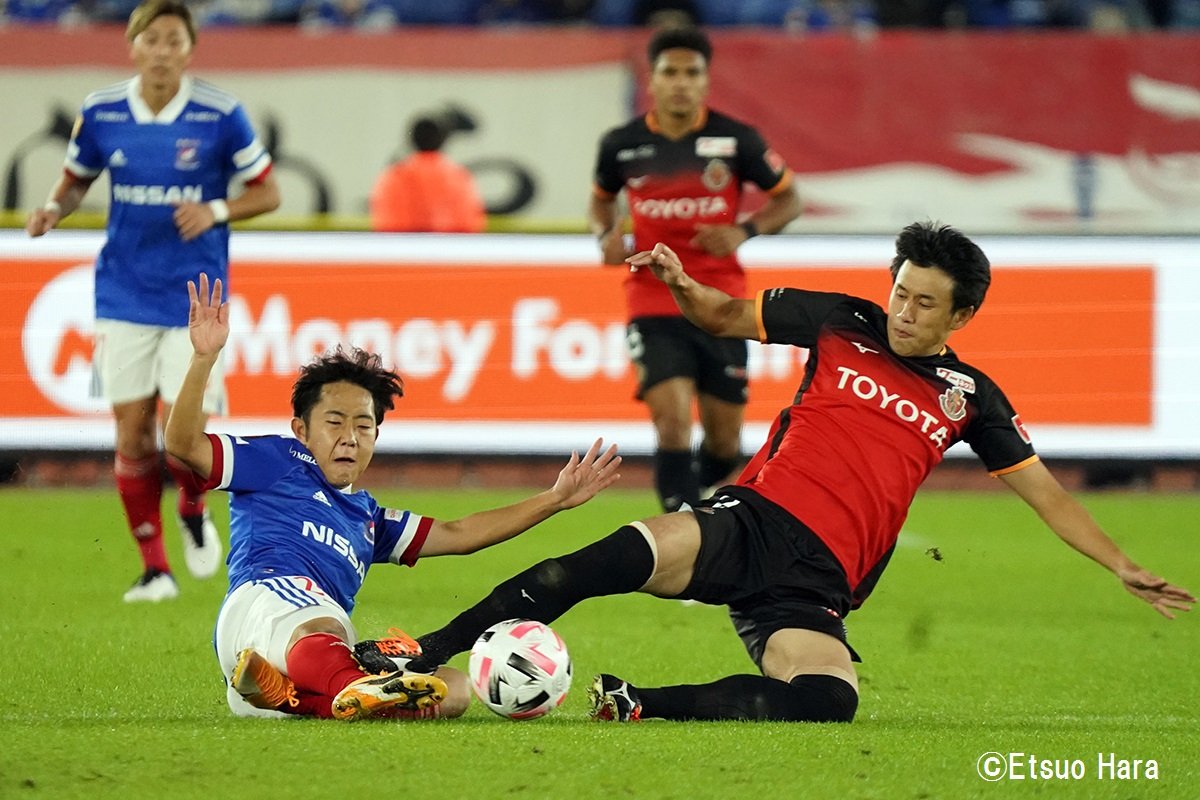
[113, 396, 172, 596]
[760, 627, 859, 722]
[412, 522, 665, 671]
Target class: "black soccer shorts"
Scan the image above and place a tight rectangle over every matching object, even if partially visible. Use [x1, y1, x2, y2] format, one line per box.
[682, 486, 862, 665]
[625, 316, 748, 404]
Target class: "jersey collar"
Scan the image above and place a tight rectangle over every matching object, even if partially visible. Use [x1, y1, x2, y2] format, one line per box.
[127, 74, 193, 124]
[645, 106, 709, 138]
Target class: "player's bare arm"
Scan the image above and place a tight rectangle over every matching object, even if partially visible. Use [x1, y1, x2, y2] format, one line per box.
[174, 172, 282, 242]
[25, 173, 93, 237]
[1000, 461, 1195, 619]
[418, 438, 622, 557]
[589, 192, 629, 265]
[691, 182, 801, 258]
[164, 273, 229, 479]
[628, 242, 757, 339]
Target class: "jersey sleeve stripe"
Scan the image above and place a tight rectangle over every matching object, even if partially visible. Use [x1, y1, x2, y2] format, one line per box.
[989, 454, 1041, 477]
[233, 143, 272, 183]
[387, 514, 433, 567]
[211, 433, 236, 489]
[755, 290, 768, 342]
[766, 169, 795, 196]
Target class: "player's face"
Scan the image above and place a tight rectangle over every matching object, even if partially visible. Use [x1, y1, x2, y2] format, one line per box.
[130, 14, 193, 91]
[887, 261, 975, 357]
[291, 381, 378, 489]
[649, 49, 709, 121]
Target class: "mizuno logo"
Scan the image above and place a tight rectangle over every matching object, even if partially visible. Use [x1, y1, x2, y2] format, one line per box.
[313, 490, 331, 507]
[851, 341, 879, 354]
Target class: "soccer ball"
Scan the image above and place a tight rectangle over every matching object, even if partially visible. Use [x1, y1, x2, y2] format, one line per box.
[468, 619, 572, 720]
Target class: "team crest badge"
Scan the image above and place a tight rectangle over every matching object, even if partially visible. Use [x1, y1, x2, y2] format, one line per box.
[364, 520, 376, 546]
[938, 386, 967, 421]
[701, 159, 731, 192]
[175, 139, 201, 170]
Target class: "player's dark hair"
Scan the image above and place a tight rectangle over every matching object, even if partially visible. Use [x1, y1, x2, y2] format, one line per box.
[410, 117, 447, 152]
[127, 0, 196, 45]
[647, 26, 712, 66]
[291, 347, 404, 426]
[890, 221, 991, 312]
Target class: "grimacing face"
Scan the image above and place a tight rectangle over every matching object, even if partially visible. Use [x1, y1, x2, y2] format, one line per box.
[886, 261, 975, 358]
[130, 14, 192, 93]
[290, 381, 378, 489]
[649, 48, 709, 122]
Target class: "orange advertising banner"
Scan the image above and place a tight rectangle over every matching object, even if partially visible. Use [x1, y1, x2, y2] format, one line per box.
[3, 257, 1152, 427]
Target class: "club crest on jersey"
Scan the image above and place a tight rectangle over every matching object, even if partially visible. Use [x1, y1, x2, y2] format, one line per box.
[175, 139, 201, 170]
[936, 367, 977, 394]
[696, 136, 737, 157]
[701, 159, 732, 191]
[1012, 413, 1032, 444]
[364, 520, 375, 546]
[938, 386, 968, 421]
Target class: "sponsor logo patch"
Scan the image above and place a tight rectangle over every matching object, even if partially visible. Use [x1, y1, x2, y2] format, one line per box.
[1012, 413, 1032, 444]
[936, 367, 977, 394]
[696, 136, 737, 157]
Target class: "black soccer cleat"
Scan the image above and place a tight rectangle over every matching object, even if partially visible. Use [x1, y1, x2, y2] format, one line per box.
[588, 673, 643, 722]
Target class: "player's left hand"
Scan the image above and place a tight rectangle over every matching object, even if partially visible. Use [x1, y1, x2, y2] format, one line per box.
[173, 201, 216, 242]
[549, 438, 621, 510]
[691, 223, 746, 258]
[1117, 566, 1195, 619]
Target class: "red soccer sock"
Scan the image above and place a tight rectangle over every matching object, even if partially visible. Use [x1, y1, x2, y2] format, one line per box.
[285, 633, 367, 698]
[165, 454, 206, 518]
[114, 453, 167, 573]
[282, 690, 337, 719]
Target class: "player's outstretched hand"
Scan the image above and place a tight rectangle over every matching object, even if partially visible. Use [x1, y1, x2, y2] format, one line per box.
[187, 273, 229, 357]
[627, 242, 685, 285]
[550, 438, 621, 510]
[1117, 566, 1195, 619]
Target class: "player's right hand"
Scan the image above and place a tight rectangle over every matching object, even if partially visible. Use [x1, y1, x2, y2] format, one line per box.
[187, 272, 230, 356]
[25, 208, 58, 238]
[627, 242, 685, 285]
[599, 229, 631, 265]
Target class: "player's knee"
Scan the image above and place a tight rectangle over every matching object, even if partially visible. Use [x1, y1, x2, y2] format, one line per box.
[529, 558, 570, 592]
[436, 667, 472, 719]
[787, 674, 858, 723]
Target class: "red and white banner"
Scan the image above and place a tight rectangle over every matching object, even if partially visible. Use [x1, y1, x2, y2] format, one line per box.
[1, 29, 1198, 233]
[3, 231, 1197, 457]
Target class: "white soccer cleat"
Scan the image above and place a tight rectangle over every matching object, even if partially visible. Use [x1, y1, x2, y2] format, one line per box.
[122, 568, 179, 603]
[178, 508, 223, 579]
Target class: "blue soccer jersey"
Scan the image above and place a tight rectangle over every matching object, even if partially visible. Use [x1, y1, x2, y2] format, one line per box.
[203, 433, 433, 614]
[65, 75, 272, 327]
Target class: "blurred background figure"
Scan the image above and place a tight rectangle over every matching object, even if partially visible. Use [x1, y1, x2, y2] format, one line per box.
[298, 0, 398, 30]
[369, 115, 487, 233]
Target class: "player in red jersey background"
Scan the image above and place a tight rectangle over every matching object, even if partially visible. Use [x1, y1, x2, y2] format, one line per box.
[589, 26, 801, 512]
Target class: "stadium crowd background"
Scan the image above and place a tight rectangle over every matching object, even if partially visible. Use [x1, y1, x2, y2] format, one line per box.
[3, 0, 1199, 31]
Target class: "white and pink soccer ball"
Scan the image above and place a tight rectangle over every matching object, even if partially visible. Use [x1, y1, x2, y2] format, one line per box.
[468, 619, 572, 720]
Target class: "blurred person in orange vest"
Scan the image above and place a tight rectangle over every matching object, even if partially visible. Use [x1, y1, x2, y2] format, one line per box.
[369, 116, 486, 233]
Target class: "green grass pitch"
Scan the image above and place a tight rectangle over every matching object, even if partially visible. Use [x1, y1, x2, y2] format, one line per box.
[1, 485, 1196, 799]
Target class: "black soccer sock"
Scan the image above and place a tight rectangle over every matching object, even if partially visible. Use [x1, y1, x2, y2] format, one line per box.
[414, 525, 656, 669]
[654, 448, 699, 512]
[637, 673, 858, 722]
[696, 447, 740, 490]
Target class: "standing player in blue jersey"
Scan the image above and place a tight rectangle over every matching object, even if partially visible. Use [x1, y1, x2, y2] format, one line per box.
[25, 1, 280, 603]
[164, 275, 622, 720]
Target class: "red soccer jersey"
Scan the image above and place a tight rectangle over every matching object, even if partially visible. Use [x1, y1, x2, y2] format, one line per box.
[593, 108, 793, 319]
[739, 288, 1038, 607]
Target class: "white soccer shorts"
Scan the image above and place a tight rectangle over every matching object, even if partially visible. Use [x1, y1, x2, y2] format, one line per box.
[214, 576, 357, 718]
[91, 318, 227, 413]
